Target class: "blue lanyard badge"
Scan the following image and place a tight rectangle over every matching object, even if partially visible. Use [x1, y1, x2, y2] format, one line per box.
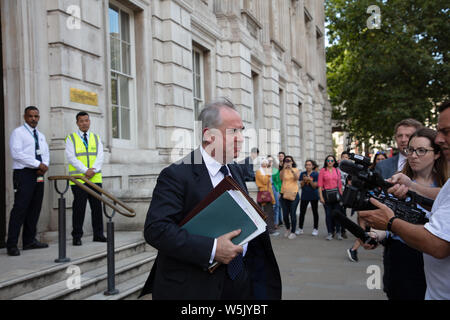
[24, 124, 38, 143]
[24, 125, 42, 157]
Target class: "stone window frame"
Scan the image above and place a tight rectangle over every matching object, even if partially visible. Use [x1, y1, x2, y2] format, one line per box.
[192, 45, 205, 121]
[108, 0, 138, 148]
[192, 44, 206, 145]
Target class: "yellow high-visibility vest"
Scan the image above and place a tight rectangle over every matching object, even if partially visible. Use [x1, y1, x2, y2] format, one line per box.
[66, 132, 102, 185]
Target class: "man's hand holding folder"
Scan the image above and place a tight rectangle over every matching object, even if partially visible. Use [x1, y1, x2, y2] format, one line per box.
[216, 229, 244, 264]
[179, 176, 267, 273]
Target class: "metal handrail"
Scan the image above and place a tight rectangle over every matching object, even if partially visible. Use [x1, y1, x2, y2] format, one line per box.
[48, 176, 135, 217]
[49, 175, 135, 295]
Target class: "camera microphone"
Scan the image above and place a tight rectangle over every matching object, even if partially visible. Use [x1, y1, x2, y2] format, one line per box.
[332, 209, 377, 246]
[340, 160, 434, 209]
[339, 160, 365, 176]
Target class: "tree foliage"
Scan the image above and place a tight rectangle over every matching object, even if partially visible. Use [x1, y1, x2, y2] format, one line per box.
[326, 0, 449, 148]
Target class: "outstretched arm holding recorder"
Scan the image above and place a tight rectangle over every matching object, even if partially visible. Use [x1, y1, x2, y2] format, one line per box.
[387, 173, 441, 202]
[359, 198, 450, 259]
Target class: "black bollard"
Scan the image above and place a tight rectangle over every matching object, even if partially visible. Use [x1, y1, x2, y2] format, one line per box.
[54, 181, 70, 263]
[104, 218, 119, 295]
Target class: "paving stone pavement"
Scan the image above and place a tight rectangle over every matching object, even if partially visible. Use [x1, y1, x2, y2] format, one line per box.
[270, 205, 387, 300]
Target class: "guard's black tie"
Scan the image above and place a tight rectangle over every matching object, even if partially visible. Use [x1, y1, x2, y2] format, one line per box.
[33, 129, 42, 162]
[219, 165, 244, 280]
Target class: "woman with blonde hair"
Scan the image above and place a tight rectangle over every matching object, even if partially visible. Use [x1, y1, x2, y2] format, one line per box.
[255, 158, 278, 236]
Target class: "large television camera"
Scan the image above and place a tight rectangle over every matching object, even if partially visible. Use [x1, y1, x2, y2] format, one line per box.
[339, 153, 433, 225]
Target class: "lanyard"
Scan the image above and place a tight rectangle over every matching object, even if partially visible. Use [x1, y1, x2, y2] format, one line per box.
[23, 124, 39, 144]
[79, 132, 89, 149]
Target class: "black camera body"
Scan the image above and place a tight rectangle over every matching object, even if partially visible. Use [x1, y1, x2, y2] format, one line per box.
[340, 154, 429, 225]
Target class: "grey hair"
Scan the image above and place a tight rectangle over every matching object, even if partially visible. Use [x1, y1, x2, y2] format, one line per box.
[197, 97, 236, 132]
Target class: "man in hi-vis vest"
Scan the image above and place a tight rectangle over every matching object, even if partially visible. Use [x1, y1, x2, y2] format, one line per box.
[65, 112, 106, 246]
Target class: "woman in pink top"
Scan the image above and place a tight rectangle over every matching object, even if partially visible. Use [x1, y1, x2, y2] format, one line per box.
[318, 155, 343, 240]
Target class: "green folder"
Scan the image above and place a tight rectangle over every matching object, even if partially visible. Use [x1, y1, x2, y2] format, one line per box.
[181, 191, 258, 245]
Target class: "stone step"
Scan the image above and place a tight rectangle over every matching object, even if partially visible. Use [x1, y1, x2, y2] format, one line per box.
[0, 240, 148, 300]
[13, 250, 157, 300]
[85, 273, 151, 300]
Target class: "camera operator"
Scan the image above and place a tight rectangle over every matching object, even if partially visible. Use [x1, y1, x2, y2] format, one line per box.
[360, 101, 450, 300]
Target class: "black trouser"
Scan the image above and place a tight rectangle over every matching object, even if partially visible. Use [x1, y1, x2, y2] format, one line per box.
[322, 190, 342, 234]
[280, 193, 300, 233]
[221, 263, 253, 299]
[383, 238, 426, 300]
[258, 202, 276, 233]
[340, 208, 347, 234]
[298, 200, 319, 229]
[6, 169, 44, 248]
[71, 183, 104, 239]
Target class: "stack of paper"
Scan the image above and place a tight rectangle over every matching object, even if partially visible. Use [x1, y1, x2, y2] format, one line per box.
[181, 189, 267, 246]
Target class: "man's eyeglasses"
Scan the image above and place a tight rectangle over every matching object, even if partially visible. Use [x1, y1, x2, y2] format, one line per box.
[404, 147, 434, 157]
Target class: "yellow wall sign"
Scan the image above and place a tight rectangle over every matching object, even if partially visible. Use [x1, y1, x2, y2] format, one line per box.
[70, 88, 98, 106]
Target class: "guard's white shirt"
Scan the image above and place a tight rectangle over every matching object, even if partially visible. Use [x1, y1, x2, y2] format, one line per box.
[10, 123, 50, 169]
[65, 130, 104, 174]
[200, 146, 248, 264]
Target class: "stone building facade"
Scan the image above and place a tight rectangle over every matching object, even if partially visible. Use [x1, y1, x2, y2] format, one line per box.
[1, 0, 332, 244]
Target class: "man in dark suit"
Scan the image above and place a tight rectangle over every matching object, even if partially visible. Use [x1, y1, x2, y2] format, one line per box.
[140, 98, 281, 300]
[375, 118, 423, 179]
[239, 147, 259, 182]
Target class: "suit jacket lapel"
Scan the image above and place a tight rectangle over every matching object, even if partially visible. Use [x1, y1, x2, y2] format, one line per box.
[190, 148, 214, 194]
[228, 163, 248, 193]
[189, 148, 248, 194]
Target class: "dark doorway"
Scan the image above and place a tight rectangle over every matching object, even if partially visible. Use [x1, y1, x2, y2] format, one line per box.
[0, 9, 6, 248]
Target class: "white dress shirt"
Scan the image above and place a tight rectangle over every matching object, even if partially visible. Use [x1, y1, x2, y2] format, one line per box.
[10, 123, 50, 169]
[397, 153, 407, 172]
[65, 130, 104, 174]
[200, 146, 248, 264]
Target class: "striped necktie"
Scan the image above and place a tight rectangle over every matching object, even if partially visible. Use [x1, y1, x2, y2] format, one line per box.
[33, 129, 42, 162]
[83, 133, 88, 147]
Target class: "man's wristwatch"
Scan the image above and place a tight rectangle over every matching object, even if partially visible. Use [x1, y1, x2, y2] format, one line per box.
[387, 216, 398, 232]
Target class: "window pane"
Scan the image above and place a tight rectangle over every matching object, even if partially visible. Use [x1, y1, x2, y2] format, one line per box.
[109, 6, 119, 36]
[110, 38, 121, 71]
[120, 11, 130, 43]
[121, 108, 130, 140]
[195, 75, 201, 98]
[194, 99, 200, 118]
[192, 73, 196, 96]
[194, 52, 201, 74]
[122, 42, 130, 75]
[119, 75, 129, 108]
[111, 73, 118, 105]
[112, 106, 119, 139]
